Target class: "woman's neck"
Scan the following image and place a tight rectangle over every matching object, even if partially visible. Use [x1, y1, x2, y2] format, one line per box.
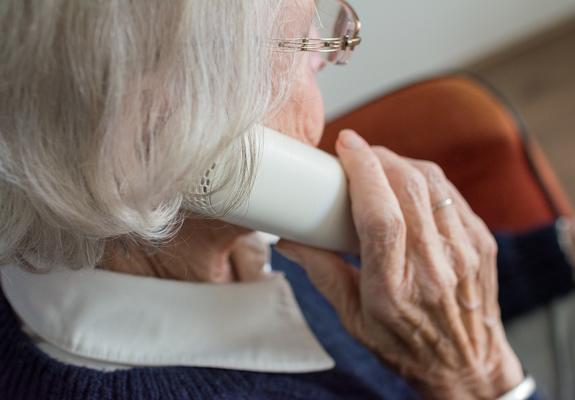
[101, 219, 268, 283]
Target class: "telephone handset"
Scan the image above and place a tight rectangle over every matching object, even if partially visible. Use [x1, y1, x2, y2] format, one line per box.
[193, 125, 360, 254]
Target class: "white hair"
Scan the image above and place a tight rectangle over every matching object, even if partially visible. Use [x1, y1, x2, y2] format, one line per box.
[0, 0, 308, 271]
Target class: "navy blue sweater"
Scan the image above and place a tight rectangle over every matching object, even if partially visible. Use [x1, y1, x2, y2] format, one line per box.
[1, 224, 567, 399]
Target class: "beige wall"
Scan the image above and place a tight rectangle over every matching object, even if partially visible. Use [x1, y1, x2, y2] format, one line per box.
[318, 0, 575, 118]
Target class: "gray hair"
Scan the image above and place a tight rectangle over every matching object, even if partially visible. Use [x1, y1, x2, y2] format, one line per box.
[0, 1, 305, 271]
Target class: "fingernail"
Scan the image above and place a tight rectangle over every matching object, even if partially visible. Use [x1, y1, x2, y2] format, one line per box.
[338, 130, 365, 150]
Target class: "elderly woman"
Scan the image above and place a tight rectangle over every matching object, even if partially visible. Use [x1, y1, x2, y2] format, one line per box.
[0, 0, 563, 399]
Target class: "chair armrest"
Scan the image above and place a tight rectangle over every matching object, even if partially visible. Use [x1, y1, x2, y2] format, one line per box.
[321, 73, 573, 231]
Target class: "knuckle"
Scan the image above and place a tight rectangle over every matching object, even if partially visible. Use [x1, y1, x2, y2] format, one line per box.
[417, 161, 450, 195]
[471, 214, 491, 236]
[466, 249, 482, 272]
[439, 269, 458, 292]
[350, 154, 381, 184]
[366, 295, 402, 323]
[357, 155, 382, 176]
[418, 161, 446, 183]
[362, 211, 405, 242]
[467, 217, 498, 258]
[419, 162, 448, 193]
[451, 247, 481, 276]
[431, 261, 458, 290]
[370, 146, 392, 161]
[344, 148, 380, 176]
[371, 145, 386, 154]
[479, 233, 498, 258]
[402, 170, 428, 200]
[415, 260, 458, 299]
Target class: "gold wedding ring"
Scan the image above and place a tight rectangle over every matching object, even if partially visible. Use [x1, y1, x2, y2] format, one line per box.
[432, 198, 454, 213]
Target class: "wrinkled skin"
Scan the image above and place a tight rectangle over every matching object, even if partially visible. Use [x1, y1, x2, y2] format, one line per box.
[276, 130, 525, 399]
[104, 220, 270, 283]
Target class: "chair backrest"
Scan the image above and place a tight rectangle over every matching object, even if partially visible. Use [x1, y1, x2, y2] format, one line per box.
[320, 74, 573, 232]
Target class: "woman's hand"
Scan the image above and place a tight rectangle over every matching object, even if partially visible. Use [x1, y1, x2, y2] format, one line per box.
[276, 130, 524, 399]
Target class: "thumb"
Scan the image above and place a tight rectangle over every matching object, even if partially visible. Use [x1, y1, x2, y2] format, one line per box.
[276, 240, 361, 329]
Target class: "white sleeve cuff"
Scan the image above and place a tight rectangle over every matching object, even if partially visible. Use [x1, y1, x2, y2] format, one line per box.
[557, 217, 575, 270]
[497, 376, 536, 400]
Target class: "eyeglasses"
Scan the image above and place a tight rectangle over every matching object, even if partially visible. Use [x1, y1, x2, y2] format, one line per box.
[273, 0, 361, 65]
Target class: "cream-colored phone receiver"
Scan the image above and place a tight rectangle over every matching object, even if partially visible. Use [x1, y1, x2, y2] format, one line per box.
[192, 125, 360, 254]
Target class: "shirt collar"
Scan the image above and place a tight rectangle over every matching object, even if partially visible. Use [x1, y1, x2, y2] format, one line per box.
[1, 265, 334, 373]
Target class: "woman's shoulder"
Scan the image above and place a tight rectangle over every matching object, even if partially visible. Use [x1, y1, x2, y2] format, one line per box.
[0, 280, 414, 400]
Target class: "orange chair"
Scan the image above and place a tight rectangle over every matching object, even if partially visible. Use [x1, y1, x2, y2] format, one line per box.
[320, 73, 573, 232]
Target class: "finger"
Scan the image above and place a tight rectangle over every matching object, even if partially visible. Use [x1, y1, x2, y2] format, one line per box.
[465, 219, 501, 340]
[275, 240, 364, 335]
[405, 160, 488, 354]
[407, 159, 481, 279]
[370, 147, 454, 287]
[384, 301, 459, 368]
[447, 182, 500, 319]
[370, 147, 440, 247]
[451, 273, 487, 360]
[476, 254, 501, 348]
[407, 160, 471, 262]
[335, 130, 406, 283]
[372, 148, 480, 360]
[445, 183, 495, 356]
[438, 294, 476, 366]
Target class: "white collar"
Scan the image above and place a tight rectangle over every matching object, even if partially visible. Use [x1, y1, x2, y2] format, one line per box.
[1, 265, 334, 373]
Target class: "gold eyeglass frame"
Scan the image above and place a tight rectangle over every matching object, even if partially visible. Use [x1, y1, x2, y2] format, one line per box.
[272, 0, 362, 64]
